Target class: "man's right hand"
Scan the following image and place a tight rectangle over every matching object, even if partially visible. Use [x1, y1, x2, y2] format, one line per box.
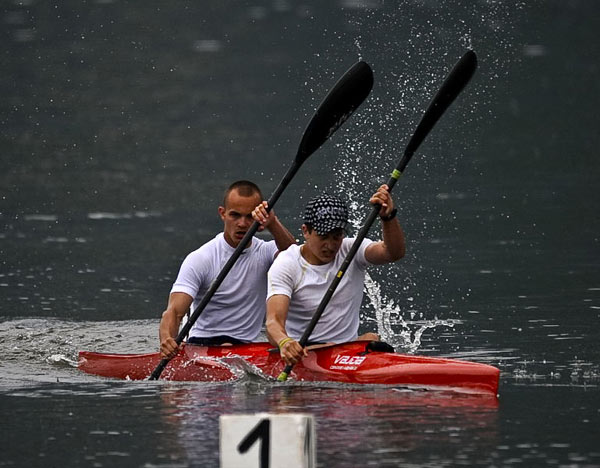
[279, 338, 308, 365]
[159, 293, 194, 359]
[160, 337, 181, 360]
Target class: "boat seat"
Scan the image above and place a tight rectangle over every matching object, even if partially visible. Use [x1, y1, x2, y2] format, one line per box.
[362, 341, 395, 354]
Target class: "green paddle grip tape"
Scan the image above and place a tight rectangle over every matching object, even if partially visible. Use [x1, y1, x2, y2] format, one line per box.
[391, 169, 402, 179]
[277, 371, 289, 382]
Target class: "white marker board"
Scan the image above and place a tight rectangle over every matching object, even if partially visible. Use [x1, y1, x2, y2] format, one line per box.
[220, 413, 315, 468]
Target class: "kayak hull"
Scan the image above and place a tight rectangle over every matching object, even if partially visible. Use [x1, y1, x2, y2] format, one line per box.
[78, 341, 500, 395]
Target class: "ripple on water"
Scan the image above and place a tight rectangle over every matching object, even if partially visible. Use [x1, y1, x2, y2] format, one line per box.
[0, 318, 158, 388]
[1, 315, 598, 391]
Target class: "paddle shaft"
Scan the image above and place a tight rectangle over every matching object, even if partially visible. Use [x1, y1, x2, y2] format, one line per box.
[278, 50, 478, 381]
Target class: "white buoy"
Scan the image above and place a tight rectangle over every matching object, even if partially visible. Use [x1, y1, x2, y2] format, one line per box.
[220, 413, 315, 468]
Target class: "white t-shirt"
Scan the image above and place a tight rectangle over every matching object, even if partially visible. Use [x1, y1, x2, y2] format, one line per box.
[171, 233, 278, 341]
[267, 237, 374, 343]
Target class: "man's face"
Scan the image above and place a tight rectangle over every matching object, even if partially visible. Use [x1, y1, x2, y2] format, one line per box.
[301, 225, 345, 265]
[218, 189, 262, 247]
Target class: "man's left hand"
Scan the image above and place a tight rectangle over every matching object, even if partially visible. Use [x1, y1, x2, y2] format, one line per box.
[370, 184, 395, 219]
[252, 201, 276, 231]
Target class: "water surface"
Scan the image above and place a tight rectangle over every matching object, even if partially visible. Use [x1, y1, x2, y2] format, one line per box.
[1, 1, 599, 467]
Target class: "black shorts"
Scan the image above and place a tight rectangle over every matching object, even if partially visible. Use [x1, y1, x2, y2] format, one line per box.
[186, 335, 247, 346]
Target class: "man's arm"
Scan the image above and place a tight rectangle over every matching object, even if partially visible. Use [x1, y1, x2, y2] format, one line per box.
[253, 201, 296, 252]
[365, 184, 406, 265]
[266, 294, 306, 365]
[159, 292, 193, 359]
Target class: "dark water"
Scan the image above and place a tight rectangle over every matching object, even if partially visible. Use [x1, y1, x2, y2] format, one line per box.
[2, 1, 599, 467]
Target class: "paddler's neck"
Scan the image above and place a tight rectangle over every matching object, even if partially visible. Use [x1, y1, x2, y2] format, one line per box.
[300, 244, 329, 265]
[223, 233, 252, 250]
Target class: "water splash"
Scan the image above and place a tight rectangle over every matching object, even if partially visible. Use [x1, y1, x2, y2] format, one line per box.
[313, 1, 523, 352]
[363, 271, 455, 352]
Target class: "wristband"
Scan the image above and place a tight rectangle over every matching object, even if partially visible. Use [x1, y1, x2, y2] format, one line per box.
[381, 208, 397, 221]
[278, 337, 293, 349]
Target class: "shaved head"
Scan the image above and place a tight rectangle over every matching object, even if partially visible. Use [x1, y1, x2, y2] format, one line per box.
[223, 180, 263, 207]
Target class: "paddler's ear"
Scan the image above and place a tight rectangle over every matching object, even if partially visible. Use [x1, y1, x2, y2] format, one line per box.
[301, 224, 310, 238]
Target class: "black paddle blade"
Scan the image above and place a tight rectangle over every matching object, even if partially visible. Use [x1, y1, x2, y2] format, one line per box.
[296, 61, 374, 163]
[404, 50, 477, 160]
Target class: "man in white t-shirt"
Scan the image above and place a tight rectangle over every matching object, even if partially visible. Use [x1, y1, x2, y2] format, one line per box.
[266, 185, 405, 365]
[159, 180, 295, 359]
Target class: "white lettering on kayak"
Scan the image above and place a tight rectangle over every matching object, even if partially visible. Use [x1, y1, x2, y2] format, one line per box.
[330, 355, 366, 370]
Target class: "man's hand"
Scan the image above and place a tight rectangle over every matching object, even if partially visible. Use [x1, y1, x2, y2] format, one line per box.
[369, 184, 395, 219]
[279, 338, 308, 365]
[252, 201, 276, 232]
[160, 337, 181, 360]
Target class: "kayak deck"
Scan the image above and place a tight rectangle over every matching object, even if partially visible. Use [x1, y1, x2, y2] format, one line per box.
[78, 341, 500, 395]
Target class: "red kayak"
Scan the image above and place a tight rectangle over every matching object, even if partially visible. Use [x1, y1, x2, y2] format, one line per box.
[78, 341, 499, 395]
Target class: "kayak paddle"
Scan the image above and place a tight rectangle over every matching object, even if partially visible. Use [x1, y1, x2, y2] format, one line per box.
[277, 50, 478, 382]
[149, 61, 374, 380]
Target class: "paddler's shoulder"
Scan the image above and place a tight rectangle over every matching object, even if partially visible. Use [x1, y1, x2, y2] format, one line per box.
[271, 243, 301, 264]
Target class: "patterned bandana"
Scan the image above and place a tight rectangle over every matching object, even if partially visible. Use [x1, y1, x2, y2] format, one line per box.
[303, 194, 349, 235]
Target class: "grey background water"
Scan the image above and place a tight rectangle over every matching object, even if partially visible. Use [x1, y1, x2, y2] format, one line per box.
[1, 1, 599, 467]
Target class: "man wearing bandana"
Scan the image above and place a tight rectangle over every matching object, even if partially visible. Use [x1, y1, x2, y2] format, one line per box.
[264, 185, 406, 365]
